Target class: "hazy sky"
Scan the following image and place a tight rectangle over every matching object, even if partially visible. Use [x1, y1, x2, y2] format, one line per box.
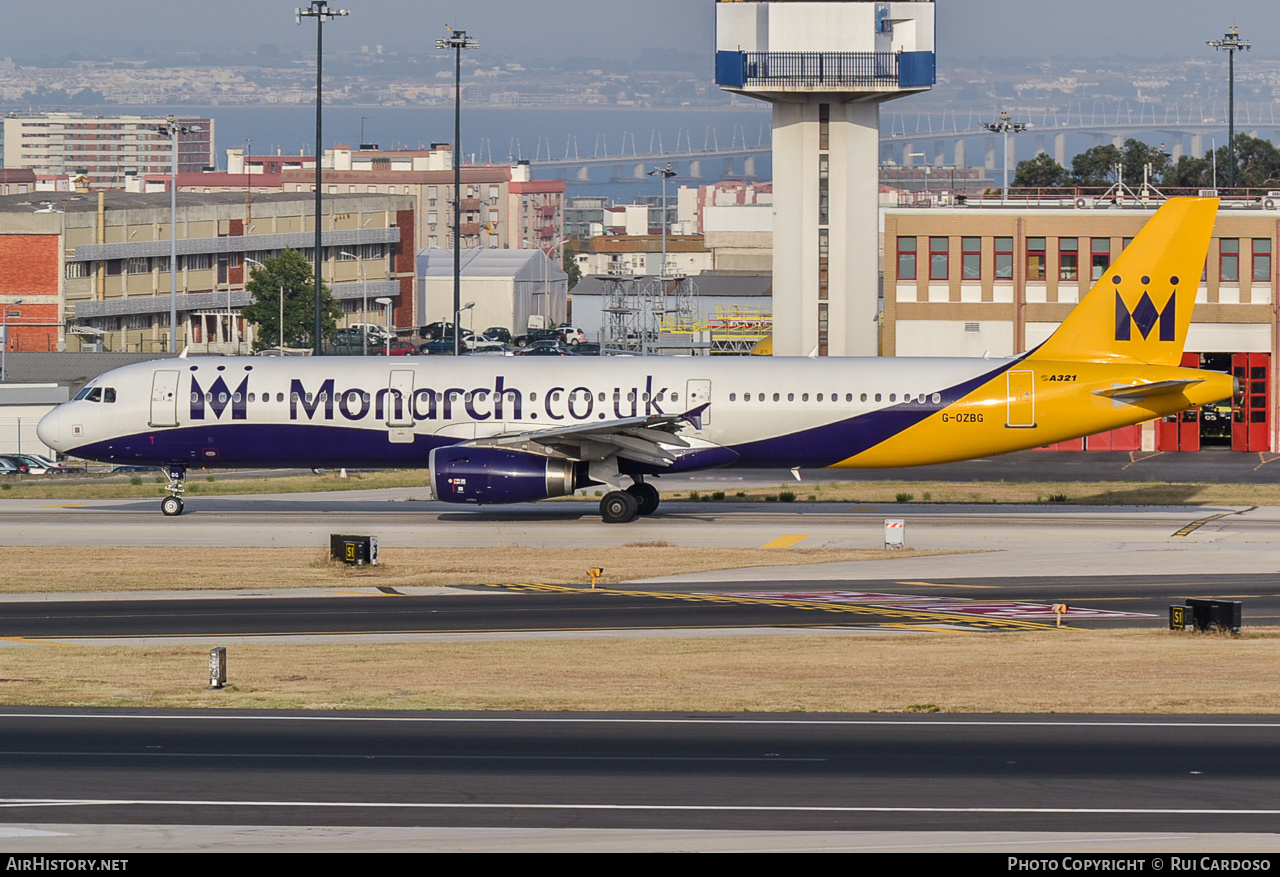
[3, 1, 1275, 62]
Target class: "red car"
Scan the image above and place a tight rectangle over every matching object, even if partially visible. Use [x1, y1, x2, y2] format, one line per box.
[373, 338, 420, 356]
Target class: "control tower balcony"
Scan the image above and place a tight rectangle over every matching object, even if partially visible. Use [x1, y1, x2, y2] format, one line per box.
[716, 49, 934, 93]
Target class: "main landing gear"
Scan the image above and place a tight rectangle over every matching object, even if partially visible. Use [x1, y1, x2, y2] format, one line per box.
[599, 479, 661, 524]
[161, 465, 186, 517]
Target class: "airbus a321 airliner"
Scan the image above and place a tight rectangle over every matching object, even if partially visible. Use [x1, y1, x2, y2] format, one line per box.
[38, 198, 1233, 523]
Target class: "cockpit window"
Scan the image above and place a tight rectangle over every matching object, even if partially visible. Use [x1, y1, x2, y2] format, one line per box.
[85, 387, 103, 403]
[74, 386, 94, 401]
[102, 388, 116, 403]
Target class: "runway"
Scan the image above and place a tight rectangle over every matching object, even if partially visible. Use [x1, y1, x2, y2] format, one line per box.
[3, 484, 1279, 852]
[1, 708, 1279, 852]
[4, 572, 1277, 645]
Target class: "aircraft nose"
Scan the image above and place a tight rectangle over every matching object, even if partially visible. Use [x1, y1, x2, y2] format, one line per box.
[37, 405, 68, 452]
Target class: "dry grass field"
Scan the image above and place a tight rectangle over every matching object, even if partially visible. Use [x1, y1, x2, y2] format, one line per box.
[0, 545, 951, 593]
[1, 630, 1273, 713]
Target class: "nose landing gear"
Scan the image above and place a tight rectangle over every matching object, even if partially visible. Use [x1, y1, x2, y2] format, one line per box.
[161, 465, 186, 516]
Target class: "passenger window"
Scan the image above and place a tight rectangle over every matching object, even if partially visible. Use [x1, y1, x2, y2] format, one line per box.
[802, 393, 809, 402]
[729, 393, 736, 401]
[932, 393, 941, 404]
[773, 393, 780, 402]
[787, 393, 794, 401]
[816, 394, 823, 401]
[875, 393, 882, 402]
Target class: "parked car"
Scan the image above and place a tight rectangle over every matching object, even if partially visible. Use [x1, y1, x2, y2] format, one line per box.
[556, 325, 588, 346]
[512, 327, 562, 348]
[417, 321, 457, 341]
[483, 327, 513, 345]
[347, 322, 394, 341]
[372, 338, 421, 356]
[0, 454, 60, 474]
[513, 340, 584, 356]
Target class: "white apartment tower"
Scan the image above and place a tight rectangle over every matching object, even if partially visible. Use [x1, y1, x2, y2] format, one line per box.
[715, 0, 935, 355]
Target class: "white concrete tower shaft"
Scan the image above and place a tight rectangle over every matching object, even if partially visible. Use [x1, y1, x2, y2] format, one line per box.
[716, 1, 936, 356]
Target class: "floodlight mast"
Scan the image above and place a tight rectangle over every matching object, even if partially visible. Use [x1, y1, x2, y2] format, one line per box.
[1207, 27, 1251, 193]
[437, 27, 479, 356]
[297, 2, 349, 355]
[155, 116, 200, 354]
[981, 112, 1029, 196]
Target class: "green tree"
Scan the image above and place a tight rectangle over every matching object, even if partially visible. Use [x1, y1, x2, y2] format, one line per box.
[1012, 153, 1072, 188]
[241, 249, 340, 352]
[1164, 155, 1213, 189]
[562, 240, 583, 290]
[1216, 134, 1280, 189]
[1071, 144, 1123, 187]
[1120, 138, 1171, 186]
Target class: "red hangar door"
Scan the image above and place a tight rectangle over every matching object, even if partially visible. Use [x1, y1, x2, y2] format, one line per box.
[1231, 352, 1271, 452]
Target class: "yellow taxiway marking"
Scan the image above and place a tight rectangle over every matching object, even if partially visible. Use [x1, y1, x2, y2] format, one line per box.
[1123, 450, 1163, 469]
[1172, 513, 1230, 537]
[40, 504, 88, 509]
[1, 637, 78, 647]
[481, 583, 1059, 632]
[763, 534, 809, 548]
[897, 580, 990, 590]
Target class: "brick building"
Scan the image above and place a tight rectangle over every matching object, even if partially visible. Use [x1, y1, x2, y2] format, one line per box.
[884, 202, 1279, 452]
[0, 190, 414, 355]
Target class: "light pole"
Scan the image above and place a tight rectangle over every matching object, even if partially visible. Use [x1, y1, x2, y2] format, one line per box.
[297, 2, 349, 355]
[340, 251, 367, 355]
[455, 300, 475, 354]
[2, 299, 23, 382]
[437, 26, 479, 356]
[647, 163, 676, 277]
[1208, 27, 1251, 193]
[982, 112, 1028, 196]
[155, 116, 200, 354]
[375, 296, 393, 356]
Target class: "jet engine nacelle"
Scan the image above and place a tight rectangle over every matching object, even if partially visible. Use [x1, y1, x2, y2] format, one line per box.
[429, 446, 588, 504]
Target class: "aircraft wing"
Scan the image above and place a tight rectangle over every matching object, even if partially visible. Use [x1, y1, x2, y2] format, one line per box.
[458, 403, 710, 467]
[1092, 378, 1204, 402]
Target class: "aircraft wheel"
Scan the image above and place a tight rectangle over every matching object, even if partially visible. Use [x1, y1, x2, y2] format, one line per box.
[161, 496, 185, 517]
[627, 482, 660, 516]
[600, 490, 638, 524]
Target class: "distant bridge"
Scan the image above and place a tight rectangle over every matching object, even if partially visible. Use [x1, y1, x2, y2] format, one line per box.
[521, 102, 1280, 183]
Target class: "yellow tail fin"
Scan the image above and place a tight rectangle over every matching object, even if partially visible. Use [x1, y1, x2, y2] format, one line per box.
[1028, 197, 1218, 366]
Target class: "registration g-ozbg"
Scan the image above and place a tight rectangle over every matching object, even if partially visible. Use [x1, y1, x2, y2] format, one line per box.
[941, 412, 984, 423]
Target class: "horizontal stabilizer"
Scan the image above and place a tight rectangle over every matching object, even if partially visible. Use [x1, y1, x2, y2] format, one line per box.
[1093, 378, 1204, 402]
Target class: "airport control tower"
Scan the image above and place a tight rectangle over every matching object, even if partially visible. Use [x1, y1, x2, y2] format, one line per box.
[715, 1, 935, 356]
